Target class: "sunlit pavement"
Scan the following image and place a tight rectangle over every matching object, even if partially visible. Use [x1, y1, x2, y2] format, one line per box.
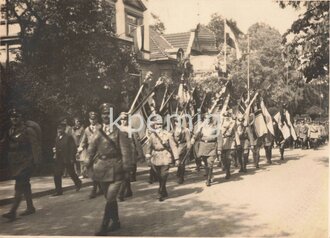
[0, 145, 328, 237]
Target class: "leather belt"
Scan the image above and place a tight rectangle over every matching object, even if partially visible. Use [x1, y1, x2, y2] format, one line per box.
[201, 139, 216, 143]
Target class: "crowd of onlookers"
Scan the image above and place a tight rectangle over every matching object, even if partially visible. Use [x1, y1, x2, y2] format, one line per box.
[294, 119, 329, 150]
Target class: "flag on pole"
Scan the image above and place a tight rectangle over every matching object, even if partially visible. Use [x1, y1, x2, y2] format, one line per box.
[253, 103, 268, 137]
[285, 110, 297, 140]
[273, 112, 291, 140]
[260, 99, 275, 136]
[224, 20, 242, 60]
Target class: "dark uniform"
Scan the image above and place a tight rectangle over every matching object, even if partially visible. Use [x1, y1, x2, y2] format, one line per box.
[172, 118, 191, 184]
[145, 117, 179, 201]
[117, 112, 144, 201]
[263, 130, 274, 164]
[87, 103, 131, 235]
[219, 112, 237, 179]
[71, 117, 84, 176]
[194, 115, 221, 186]
[78, 111, 102, 198]
[2, 109, 40, 221]
[236, 115, 254, 172]
[53, 123, 82, 196]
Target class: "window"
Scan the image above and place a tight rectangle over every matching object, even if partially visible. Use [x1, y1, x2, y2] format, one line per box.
[126, 13, 141, 37]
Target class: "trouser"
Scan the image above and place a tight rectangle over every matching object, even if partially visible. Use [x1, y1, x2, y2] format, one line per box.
[279, 140, 287, 160]
[91, 180, 102, 195]
[252, 146, 260, 168]
[148, 166, 158, 183]
[98, 181, 122, 229]
[176, 151, 187, 182]
[264, 146, 272, 164]
[237, 148, 249, 172]
[10, 171, 34, 214]
[75, 161, 81, 176]
[118, 171, 132, 199]
[151, 164, 169, 197]
[201, 155, 215, 182]
[221, 150, 233, 178]
[130, 164, 137, 181]
[54, 162, 81, 194]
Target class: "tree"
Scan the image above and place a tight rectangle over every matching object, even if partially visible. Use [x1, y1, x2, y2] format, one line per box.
[6, 0, 139, 118]
[279, 1, 329, 82]
[150, 13, 166, 34]
[207, 13, 243, 48]
[4, 0, 140, 161]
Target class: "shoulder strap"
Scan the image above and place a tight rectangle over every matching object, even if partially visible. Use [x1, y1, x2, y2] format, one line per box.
[99, 129, 119, 153]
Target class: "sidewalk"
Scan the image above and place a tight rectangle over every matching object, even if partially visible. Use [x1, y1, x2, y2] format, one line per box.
[0, 163, 151, 206]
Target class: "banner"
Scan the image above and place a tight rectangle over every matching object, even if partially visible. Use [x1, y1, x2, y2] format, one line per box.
[260, 99, 275, 136]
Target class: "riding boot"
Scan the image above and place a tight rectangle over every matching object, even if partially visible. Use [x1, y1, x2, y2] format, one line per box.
[125, 181, 133, 198]
[280, 147, 284, 160]
[21, 183, 36, 216]
[243, 154, 249, 172]
[108, 201, 121, 232]
[205, 166, 211, 186]
[95, 202, 112, 236]
[225, 157, 231, 179]
[130, 164, 137, 182]
[2, 188, 22, 221]
[207, 168, 213, 186]
[90, 181, 98, 199]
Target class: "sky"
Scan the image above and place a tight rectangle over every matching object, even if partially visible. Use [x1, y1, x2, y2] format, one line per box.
[147, 0, 303, 34]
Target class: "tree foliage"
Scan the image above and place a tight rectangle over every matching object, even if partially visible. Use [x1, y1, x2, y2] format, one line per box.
[280, 1, 329, 82]
[207, 13, 243, 48]
[6, 0, 140, 120]
[150, 12, 166, 34]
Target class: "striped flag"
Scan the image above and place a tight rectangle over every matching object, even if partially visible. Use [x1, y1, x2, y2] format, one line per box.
[260, 99, 275, 136]
[273, 112, 291, 140]
[253, 102, 268, 137]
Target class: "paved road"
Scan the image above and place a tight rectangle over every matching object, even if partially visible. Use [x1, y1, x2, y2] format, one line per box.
[0, 145, 328, 237]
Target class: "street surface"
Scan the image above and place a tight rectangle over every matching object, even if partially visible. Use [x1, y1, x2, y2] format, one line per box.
[0, 145, 328, 237]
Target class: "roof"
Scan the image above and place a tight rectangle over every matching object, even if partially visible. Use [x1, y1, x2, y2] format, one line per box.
[193, 25, 218, 53]
[123, 0, 147, 11]
[163, 32, 192, 53]
[149, 27, 175, 61]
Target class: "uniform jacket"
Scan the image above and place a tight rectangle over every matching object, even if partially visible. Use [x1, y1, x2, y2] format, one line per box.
[87, 126, 131, 182]
[55, 133, 77, 165]
[146, 129, 179, 166]
[299, 124, 309, 140]
[79, 124, 101, 150]
[236, 124, 254, 150]
[7, 124, 38, 177]
[172, 127, 191, 158]
[71, 126, 85, 147]
[309, 125, 319, 139]
[195, 121, 221, 157]
[218, 118, 237, 151]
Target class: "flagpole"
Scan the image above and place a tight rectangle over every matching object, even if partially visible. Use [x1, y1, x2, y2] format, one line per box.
[224, 18, 227, 75]
[247, 34, 250, 103]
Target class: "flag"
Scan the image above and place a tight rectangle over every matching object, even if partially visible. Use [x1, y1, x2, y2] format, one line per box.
[273, 112, 291, 140]
[285, 110, 297, 140]
[253, 103, 268, 137]
[260, 99, 275, 136]
[225, 20, 242, 60]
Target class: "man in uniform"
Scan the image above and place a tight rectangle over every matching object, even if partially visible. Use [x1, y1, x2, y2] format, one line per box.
[87, 103, 131, 235]
[145, 116, 179, 201]
[309, 121, 319, 149]
[172, 117, 191, 184]
[2, 108, 40, 221]
[299, 120, 309, 149]
[117, 112, 144, 201]
[53, 121, 82, 196]
[194, 113, 221, 186]
[236, 115, 253, 172]
[78, 111, 102, 199]
[71, 116, 84, 177]
[218, 110, 237, 180]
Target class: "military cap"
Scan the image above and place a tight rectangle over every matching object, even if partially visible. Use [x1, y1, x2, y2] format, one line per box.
[89, 111, 98, 119]
[150, 115, 163, 125]
[120, 112, 128, 120]
[8, 108, 22, 118]
[237, 115, 244, 122]
[99, 103, 114, 114]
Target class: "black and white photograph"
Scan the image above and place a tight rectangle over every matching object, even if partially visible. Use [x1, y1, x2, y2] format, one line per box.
[0, 0, 329, 237]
